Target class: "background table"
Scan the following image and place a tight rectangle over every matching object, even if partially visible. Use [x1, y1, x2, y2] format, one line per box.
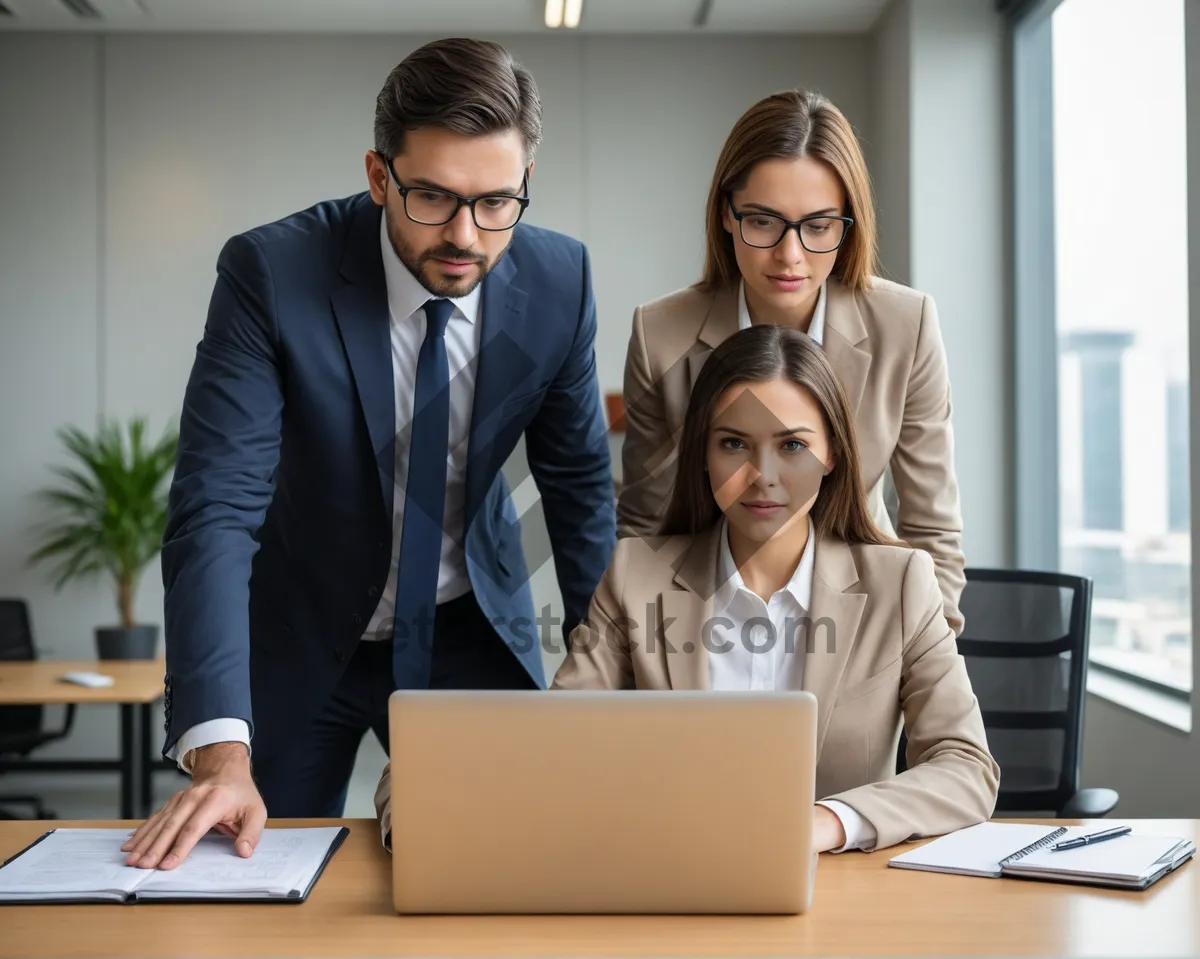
[1, 818, 1197, 958]
[0, 660, 169, 819]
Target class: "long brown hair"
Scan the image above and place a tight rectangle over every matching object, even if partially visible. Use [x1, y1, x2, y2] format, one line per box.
[700, 89, 877, 292]
[660, 325, 896, 546]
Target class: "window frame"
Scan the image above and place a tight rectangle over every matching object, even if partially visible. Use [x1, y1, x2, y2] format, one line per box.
[1010, 0, 1192, 704]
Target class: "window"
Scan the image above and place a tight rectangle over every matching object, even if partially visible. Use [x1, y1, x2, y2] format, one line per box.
[1016, 0, 1191, 696]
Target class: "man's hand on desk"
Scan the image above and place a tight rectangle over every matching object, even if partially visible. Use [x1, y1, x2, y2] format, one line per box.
[121, 742, 267, 870]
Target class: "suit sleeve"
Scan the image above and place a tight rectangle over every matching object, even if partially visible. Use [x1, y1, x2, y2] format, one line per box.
[889, 295, 967, 635]
[523, 243, 617, 639]
[160, 232, 285, 757]
[822, 550, 999, 851]
[550, 542, 635, 690]
[615, 307, 679, 539]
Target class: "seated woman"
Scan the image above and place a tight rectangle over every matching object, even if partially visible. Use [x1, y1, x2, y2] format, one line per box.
[373, 325, 997, 853]
[551, 324, 998, 854]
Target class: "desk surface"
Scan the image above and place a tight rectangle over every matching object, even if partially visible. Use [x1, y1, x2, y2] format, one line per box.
[1, 818, 1197, 958]
[0, 659, 165, 704]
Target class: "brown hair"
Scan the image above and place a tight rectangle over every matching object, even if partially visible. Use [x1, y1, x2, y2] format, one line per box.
[700, 89, 877, 292]
[374, 38, 542, 162]
[660, 325, 897, 546]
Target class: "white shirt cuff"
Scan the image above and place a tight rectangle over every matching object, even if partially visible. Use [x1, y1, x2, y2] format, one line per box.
[818, 799, 878, 853]
[167, 719, 252, 772]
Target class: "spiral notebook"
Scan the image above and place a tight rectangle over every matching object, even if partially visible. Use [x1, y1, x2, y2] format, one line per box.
[888, 823, 1194, 890]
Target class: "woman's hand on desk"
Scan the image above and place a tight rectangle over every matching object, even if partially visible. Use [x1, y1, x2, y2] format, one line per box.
[121, 742, 267, 870]
[813, 804, 848, 853]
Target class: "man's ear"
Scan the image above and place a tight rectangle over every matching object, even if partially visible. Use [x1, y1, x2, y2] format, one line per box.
[365, 151, 389, 206]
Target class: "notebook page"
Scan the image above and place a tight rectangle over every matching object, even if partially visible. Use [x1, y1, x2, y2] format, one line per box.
[888, 823, 1062, 878]
[1006, 833, 1193, 882]
[0, 829, 145, 899]
[134, 827, 344, 897]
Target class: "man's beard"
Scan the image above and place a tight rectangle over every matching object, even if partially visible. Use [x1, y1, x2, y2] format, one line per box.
[385, 206, 511, 298]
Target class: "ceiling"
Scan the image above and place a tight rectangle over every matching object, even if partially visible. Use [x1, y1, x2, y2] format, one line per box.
[0, 0, 894, 34]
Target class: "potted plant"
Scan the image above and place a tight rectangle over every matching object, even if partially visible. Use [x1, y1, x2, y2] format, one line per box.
[28, 416, 179, 660]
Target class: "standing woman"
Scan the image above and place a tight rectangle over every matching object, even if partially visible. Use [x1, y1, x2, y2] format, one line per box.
[617, 89, 966, 632]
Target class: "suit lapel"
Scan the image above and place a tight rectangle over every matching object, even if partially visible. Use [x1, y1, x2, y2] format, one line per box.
[463, 254, 531, 530]
[821, 280, 872, 420]
[660, 524, 722, 690]
[330, 200, 395, 511]
[802, 536, 866, 756]
[686, 285, 739, 389]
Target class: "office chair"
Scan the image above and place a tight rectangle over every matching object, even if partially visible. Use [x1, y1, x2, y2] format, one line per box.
[0, 599, 76, 819]
[898, 569, 1119, 819]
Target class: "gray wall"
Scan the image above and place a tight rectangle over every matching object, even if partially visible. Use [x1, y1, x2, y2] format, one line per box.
[0, 31, 871, 775]
[908, 0, 1012, 567]
[869, 0, 912, 287]
[869, 0, 1012, 568]
[0, 35, 117, 767]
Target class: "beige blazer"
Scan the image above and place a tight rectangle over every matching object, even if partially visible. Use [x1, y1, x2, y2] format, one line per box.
[616, 277, 967, 634]
[548, 526, 999, 852]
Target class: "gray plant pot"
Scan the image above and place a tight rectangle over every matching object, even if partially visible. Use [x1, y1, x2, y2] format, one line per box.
[95, 624, 160, 660]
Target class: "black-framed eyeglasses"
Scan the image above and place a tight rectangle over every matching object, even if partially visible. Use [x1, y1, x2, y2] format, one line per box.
[727, 200, 854, 253]
[382, 154, 531, 231]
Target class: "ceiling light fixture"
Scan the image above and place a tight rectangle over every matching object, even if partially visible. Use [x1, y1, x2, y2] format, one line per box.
[545, 0, 564, 29]
[564, 0, 583, 28]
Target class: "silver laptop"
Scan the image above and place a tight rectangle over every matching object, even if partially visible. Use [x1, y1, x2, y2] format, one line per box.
[388, 689, 818, 914]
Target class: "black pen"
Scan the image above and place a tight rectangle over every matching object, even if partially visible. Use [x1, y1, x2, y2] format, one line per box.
[1051, 825, 1132, 851]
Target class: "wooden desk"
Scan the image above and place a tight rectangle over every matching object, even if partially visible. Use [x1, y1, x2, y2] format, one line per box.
[0, 660, 167, 819]
[1, 818, 1196, 958]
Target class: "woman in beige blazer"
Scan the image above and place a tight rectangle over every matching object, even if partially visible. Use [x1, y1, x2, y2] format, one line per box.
[618, 88, 966, 633]
[552, 325, 997, 854]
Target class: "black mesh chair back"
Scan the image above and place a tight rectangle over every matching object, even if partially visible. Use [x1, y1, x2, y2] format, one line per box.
[895, 569, 1116, 816]
[0, 600, 44, 748]
[956, 569, 1092, 814]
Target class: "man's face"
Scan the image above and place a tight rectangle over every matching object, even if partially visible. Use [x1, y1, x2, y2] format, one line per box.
[366, 126, 529, 298]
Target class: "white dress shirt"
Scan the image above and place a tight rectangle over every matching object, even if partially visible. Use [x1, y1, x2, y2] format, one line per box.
[363, 214, 480, 636]
[709, 518, 878, 852]
[168, 217, 482, 769]
[736, 279, 827, 345]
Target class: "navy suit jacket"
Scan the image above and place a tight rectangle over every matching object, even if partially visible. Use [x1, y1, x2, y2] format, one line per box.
[160, 193, 615, 755]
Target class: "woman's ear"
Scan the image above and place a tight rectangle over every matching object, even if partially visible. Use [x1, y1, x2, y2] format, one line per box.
[721, 202, 735, 236]
[823, 452, 835, 477]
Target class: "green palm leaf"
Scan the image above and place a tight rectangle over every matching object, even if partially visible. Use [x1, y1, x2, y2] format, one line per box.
[27, 416, 179, 628]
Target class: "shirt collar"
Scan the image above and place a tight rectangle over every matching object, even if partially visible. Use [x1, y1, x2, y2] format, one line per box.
[379, 213, 481, 325]
[715, 515, 816, 613]
[736, 279, 826, 346]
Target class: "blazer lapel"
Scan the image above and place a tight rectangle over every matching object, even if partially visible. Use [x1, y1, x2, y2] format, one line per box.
[802, 536, 866, 756]
[330, 200, 395, 511]
[463, 253, 531, 530]
[686, 285, 739, 389]
[660, 524, 722, 690]
[820, 280, 872, 420]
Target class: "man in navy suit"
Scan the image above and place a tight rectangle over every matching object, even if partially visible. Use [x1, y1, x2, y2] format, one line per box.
[123, 38, 615, 869]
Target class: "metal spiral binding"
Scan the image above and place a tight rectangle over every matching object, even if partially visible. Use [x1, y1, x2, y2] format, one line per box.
[998, 826, 1069, 868]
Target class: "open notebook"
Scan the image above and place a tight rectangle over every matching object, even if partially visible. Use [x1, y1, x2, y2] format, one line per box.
[0, 827, 348, 904]
[889, 823, 1194, 891]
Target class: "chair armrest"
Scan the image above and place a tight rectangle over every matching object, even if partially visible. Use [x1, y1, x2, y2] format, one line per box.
[1060, 787, 1119, 818]
[50, 703, 77, 740]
